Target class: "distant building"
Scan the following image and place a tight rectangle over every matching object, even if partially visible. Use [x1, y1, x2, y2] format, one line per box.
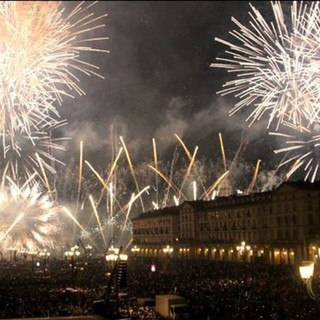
[131, 181, 320, 264]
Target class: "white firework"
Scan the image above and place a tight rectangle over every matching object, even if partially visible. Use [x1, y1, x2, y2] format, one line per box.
[0, 118, 68, 182]
[0, 1, 108, 157]
[211, 1, 320, 131]
[271, 128, 320, 182]
[0, 178, 62, 254]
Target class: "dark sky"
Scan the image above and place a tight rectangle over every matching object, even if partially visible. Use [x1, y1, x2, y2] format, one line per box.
[59, 1, 281, 171]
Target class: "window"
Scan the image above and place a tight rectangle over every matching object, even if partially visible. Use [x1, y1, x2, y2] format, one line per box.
[292, 228, 298, 239]
[277, 216, 282, 227]
[285, 230, 290, 240]
[284, 216, 289, 225]
[292, 215, 297, 226]
[308, 214, 314, 225]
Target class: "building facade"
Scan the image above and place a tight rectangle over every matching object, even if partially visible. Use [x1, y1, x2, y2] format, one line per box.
[131, 181, 320, 265]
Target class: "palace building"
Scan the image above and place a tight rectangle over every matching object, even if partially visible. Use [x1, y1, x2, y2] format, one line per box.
[131, 181, 320, 265]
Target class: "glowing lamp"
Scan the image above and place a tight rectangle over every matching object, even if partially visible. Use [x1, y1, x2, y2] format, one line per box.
[299, 261, 315, 280]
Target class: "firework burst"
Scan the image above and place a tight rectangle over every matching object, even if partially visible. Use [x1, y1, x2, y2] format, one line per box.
[0, 1, 108, 160]
[211, 1, 320, 131]
[0, 118, 68, 182]
[0, 177, 62, 254]
[271, 128, 320, 182]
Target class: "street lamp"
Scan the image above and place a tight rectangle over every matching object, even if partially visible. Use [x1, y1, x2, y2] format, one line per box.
[131, 245, 140, 257]
[163, 245, 173, 272]
[106, 252, 128, 263]
[299, 261, 318, 299]
[85, 244, 93, 259]
[65, 245, 81, 282]
[236, 241, 251, 262]
[106, 245, 120, 267]
[39, 249, 50, 275]
[27, 250, 38, 272]
[163, 245, 174, 255]
[71, 245, 81, 257]
[104, 246, 128, 318]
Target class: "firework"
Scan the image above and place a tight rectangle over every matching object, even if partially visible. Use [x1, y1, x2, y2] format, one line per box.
[55, 134, 282, 254]
[271, 129, 320, 183]
[211, 1, 320, 131]
[0, 176, 62, 254]
[0, 1, 108, 159]
[0, 118, 68, 182]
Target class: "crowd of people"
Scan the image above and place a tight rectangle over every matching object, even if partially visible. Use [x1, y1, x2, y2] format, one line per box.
[126, 258, 320, 319]
[0, 255, 320, 319]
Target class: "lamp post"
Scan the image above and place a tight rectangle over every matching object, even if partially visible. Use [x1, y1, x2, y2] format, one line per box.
[163, 245, 173, 272]
[65, 245, 80, 284]
[85, 244, 93, 259]
[106, 245, 120, 268]
[131, 245, 140, 259]
[105, 246, 128, 318]
[64, 250, 74, 273]
[299, 261, 319, 299]
[236, 241, 251, 262]
[38, 249, 50, 276]
[29, 250, 38, 272]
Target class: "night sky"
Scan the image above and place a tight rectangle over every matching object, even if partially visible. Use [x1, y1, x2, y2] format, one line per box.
[59, 1, 289, 175]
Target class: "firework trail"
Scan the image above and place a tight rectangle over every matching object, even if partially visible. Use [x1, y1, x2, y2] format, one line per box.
[219, 132, 227, 171]
[60, 148, 149, 252]
[56, 134, 282, 253]
[120, 136, 146, 212]
[152, 138, 160, 205]
[246, 159, 261, 194]
[0, 1, 108, 173]
[201, 170, 230, 200]
[211, 1, 320, 131]
[177, 145, 198, 201]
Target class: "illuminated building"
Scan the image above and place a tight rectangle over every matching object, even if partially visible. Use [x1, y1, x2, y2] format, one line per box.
[132, 181, 320, 264]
